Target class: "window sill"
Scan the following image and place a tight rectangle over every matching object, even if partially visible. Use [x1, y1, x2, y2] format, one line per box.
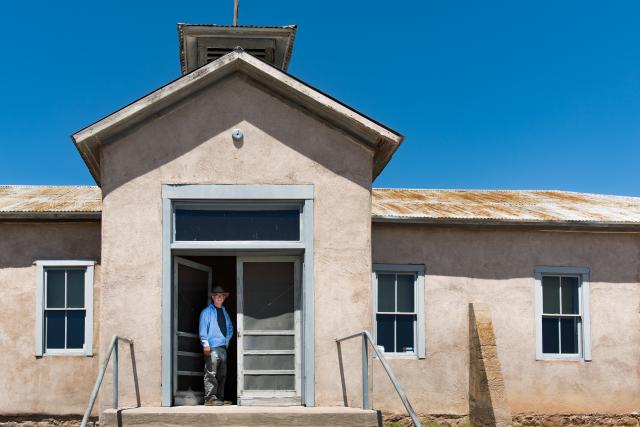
[537, 356, 585, 362]
[41, 349, 92, 357]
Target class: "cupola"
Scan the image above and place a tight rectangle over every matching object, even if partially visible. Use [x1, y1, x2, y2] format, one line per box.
[177, 24, 297, 75]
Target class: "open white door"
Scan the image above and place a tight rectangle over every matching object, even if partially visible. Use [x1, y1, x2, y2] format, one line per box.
[173, 256, 212, 405]
[236, 256, 301, 406]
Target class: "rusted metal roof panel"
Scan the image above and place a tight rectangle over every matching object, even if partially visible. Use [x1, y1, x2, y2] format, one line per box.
[3, 186, 639, 226]
[0, 186, 101, 217]
[372, 189, 640, 225]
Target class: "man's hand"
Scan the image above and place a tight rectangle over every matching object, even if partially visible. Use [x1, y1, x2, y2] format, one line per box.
[203, 346, 211, 355]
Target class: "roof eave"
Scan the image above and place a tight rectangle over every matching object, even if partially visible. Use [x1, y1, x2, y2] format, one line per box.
[372, 215, 640, 231]
[0, 212, 102, 221]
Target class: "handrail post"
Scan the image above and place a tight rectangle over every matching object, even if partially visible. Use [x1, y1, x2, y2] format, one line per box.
[113, 339, 119, 409]
[362, 333, 369, 409]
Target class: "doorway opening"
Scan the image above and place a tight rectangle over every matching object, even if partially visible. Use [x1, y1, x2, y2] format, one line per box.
[172, 254, 301, 406]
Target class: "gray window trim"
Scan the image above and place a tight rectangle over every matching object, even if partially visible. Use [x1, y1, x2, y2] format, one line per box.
[372, 264, 425, 359]
[34, 260, 95, 357]
[161, 184, 314, 407]
[534, 266, 591, 361]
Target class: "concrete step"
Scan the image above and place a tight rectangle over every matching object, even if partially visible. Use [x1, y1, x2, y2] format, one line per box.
[100, 406, 380, 427]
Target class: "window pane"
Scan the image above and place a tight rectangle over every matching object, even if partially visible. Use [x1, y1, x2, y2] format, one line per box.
[178, 354, 204, 372]
[396, 274, 415, 312]
[561, 277, 580, 315]
[244, 354, 294, 370]
[376, 314, 394, 353]
[243, 262, 294, 331]
[178, 374, 204, 393]
[175, 209, 300, 241]
[244, 374, 294, 390]
[396, 314, 415, 353]
[560, 317, 580, 354]
[46, 311, 65, 349]
[67, 269, 85, 308]
[66, 310, 85, 349]
[542, 276, 560, 314]
[377, 274, 395, 312]
[244, 335, 294, 351]
[46, 270, 65, 308]
[542, 317, 559, 354]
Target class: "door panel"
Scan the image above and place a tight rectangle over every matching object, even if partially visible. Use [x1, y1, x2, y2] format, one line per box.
[237, 257, 301, 405]
[173, 257, 212, 405]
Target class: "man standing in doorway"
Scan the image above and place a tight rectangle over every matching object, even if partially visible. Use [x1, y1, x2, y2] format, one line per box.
[199, 285, 234, 406]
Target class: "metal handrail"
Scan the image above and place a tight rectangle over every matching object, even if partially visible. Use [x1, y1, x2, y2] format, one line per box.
[336, 331, 422, 427]
[80, 335, 141, 427]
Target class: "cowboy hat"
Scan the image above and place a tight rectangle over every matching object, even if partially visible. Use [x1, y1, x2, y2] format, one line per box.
[210, 285, 230, 297]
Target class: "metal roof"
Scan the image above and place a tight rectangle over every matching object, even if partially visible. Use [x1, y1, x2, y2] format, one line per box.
[2, 186, 639, 227]
[0, 186, 101, 219]
[372, 189, 640, 227]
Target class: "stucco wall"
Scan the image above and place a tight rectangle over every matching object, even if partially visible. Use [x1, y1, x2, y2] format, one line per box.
[0, 221, 101, 415]
[372, 223, 640, 415]
[98, 74, 374, 407]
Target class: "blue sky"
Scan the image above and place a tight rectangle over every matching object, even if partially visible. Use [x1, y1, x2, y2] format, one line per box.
[1, 1, 639, 195]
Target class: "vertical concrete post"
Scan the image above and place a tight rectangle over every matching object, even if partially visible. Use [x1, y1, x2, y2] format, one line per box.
[469, 303, 512, 427]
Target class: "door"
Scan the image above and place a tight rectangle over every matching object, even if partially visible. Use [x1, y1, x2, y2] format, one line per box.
[237, 256, 301, 405]
[173, 257, 212, 405]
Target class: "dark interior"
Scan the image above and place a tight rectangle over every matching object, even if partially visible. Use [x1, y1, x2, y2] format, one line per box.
[179, 255, 238, 404]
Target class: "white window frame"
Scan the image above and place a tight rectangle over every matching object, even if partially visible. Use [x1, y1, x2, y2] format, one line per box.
[534, 266, 591, 361]
[35, 260, 95, 356]
[372, 264, 425, 359]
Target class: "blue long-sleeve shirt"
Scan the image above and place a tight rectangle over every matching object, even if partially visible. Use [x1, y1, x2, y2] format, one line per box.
[199, 303, 233, 348]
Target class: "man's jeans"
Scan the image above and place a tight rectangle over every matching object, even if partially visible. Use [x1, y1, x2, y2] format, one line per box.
[204, 346, 227, 402]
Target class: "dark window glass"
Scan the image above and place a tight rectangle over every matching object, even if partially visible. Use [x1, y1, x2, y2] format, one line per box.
[396, 274, 415, 312]
[377, 274, 395, 312]
[66, 311, 85, 349]
[561, 277, 580, 315]
[542, 317, 559, 353]
[46, 270, 65, 308]
[376, 314, 395, 353]
[44, 267, 87, 352]
[46, 311, 65, 349]
[560, 318, 579, 354]
[175, 209, 300, 241]
[67, 270, 85, 308]
[542, 276, 560, 314]
[396, 314, 415, 353]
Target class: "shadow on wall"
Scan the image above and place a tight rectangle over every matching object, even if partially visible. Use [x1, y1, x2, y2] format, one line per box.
[372, 222, 640, 283]
[0, 222, 101, 268]
[100, 74, 373, 196]
[468, 303, 512, 427]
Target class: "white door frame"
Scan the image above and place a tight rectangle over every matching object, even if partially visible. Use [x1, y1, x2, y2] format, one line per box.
[172, 256, 212, 402]
[236, 256, 302, 405]
[161, 184, 315, 407]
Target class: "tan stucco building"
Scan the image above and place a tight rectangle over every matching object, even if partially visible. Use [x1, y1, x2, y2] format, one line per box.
[1, 23, 640, 426]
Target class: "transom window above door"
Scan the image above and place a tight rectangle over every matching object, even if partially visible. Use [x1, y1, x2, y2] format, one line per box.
[173, 202, 302, 242]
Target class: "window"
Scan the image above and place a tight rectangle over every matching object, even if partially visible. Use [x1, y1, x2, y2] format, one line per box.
[173, 203, 302, 241]
[35, 261, 94, 356]
[373, 264, 425, 358]
[535, 266, 591, 360]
